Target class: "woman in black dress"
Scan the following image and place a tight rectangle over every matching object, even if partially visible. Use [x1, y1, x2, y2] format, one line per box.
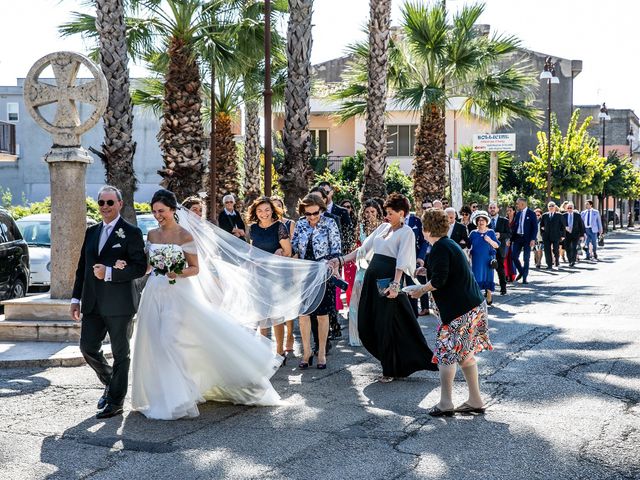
[331, 194, 437, 382]
[247, 197, 292, 362]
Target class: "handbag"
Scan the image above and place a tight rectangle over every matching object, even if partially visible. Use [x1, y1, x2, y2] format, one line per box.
[376, 278, 392, 297]
[598, 235, 605, 247]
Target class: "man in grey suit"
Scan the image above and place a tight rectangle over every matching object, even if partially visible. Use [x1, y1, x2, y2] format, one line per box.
[581, 200, 603, 261]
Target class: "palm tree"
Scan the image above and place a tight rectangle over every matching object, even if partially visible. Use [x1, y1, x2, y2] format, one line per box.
[362, 0, 392, 200]
[334, 2, 539, 212]
[279, 0, 315, 215]
[61, 0, 237, 202]
[61, 0, 140, 221]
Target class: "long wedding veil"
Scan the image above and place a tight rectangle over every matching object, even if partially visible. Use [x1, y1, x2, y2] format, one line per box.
[176, 207, 329, 328]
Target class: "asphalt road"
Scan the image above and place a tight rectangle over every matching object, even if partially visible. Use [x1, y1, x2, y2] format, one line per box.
[1, 230, 639, 480]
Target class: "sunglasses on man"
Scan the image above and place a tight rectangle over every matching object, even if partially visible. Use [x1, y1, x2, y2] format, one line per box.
[98, 199, 116, 207]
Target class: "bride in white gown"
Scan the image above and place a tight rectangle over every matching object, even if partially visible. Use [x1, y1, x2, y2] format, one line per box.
[127, 189, 328, 420]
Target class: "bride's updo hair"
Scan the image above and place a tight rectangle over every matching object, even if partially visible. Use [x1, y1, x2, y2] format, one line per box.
[151, 189, 178, 210]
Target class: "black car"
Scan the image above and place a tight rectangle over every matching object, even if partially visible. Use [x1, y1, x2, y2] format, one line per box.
[0, 208, 29, 299]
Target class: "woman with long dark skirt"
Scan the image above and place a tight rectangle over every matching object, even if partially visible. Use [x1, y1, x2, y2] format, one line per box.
[330, 193, 437, 382]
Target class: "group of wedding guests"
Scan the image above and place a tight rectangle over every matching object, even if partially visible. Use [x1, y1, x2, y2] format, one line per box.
[191, 189, 491, 416]
[444, 197, 605, 305]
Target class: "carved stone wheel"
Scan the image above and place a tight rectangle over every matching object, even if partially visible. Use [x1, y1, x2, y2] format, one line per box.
[23, 51, 108, 146]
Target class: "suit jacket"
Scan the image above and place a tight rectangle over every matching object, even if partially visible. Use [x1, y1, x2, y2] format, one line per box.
[406, 214, 428, 260]
[581, 208, 603, 234]
[218, 210, 246, 238]
[562, 212, 585, 239]
[72, 217, 147, 316]
[448, 222, 469, 250]
[327, 203, 353, 252]
[540, 212, 564, 242]
[488, 216, 511, 256]
[512, 207, 538, 244]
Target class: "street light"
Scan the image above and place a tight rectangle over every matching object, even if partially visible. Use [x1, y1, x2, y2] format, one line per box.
[540, 57, 560, 201]
[627, 127, 635, 227]
[599, 102, 611, 229]
[263, 0, 273, 196]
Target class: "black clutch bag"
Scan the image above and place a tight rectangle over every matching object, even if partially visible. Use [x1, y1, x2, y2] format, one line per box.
[376, 278, 392, 297]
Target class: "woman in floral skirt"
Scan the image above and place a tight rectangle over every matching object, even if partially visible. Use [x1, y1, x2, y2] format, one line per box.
[410, 208, 492, 417]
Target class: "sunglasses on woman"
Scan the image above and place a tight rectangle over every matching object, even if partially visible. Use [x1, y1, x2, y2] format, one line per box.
[98, 199, 116, 207]
[304, 210, 321, 217]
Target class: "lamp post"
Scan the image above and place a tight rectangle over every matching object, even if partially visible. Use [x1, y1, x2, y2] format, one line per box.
[627, 127, 635, 227]
[263, 0, 273, 196]
[598, 102, 611, 229]
[540, 57, 559, 202]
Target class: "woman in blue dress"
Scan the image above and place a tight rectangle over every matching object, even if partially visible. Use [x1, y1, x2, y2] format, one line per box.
[247, 196, 292, 362]
[468, 210, 500, 305]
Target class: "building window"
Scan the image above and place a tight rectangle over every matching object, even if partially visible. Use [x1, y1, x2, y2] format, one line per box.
[387, 124, 418, 156]
[310, 129, 329, 156]
[7, 103, 19, 122]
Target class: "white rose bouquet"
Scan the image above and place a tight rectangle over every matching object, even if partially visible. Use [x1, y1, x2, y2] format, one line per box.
[149, 245, 187, 285]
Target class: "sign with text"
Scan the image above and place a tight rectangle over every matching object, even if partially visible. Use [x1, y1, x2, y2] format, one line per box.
[472, 133, 516, 152]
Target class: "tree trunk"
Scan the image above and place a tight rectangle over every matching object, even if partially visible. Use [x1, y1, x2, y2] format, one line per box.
[362, 0, 391, 200]
[157, 36, 205, 202]
[95, 0, 137, 222]
[213, 111, 240, 207]
[279, 0, 315, 215]
[244, 100, 261, 205]
[412, 104, 447, 215]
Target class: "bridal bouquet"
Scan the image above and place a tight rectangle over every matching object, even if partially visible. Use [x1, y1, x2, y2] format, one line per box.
[149, 245, 186, 285]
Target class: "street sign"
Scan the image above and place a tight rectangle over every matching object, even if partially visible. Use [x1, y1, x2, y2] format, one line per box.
[472, 133, 516, 152]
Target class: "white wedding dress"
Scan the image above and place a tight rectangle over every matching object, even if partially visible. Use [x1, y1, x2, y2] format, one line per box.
[131, 242, 283, 420]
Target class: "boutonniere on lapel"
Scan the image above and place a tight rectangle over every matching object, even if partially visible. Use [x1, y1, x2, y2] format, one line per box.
[115, 228, 126, 239]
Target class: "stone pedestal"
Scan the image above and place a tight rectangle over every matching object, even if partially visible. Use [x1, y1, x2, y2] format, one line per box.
[0, 294, 80, 342]
[46, 148, 92, 299]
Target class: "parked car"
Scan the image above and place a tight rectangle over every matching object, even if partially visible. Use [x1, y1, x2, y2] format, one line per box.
[136, 213, 158, 241]
[16, 213, 96, 291]
[0, 207, 29, 299]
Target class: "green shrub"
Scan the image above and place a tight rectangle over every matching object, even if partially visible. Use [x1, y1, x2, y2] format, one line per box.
[385, 161, 414, 204]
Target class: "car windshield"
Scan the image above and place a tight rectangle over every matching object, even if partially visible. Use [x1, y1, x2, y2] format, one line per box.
[16, 221, 51, 246]
[137, 217, 158, 236]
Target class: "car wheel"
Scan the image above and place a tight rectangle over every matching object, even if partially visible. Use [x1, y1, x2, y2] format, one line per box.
[10, 279, 26, 299]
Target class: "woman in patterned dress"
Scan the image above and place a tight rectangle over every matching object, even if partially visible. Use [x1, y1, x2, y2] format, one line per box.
[410, 208, 492, 417]
[291, 193, 341, 370]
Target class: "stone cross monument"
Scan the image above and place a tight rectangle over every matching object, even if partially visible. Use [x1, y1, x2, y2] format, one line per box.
[24, 52, 108, 299]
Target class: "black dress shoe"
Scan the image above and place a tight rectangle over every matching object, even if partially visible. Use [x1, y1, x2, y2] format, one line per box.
[97, 385, 109, 410]
[515, 273, 523, 281]
[522, 279, 528, 284]
[545, 266, 553, 270]
[500, 289, 507, 295]
[96, 404, 123, 419]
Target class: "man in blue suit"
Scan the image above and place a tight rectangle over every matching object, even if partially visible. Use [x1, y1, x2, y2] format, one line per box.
[406, 211, 430, 315]
[510, 197, 538, 284]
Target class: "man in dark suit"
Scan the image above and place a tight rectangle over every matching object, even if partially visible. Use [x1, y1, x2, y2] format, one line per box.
[406, 211, 430, 316]
[511, 197, 538, 284]
[562, 201, 585, 267]
[488, 202, 511, 295]
[70, 186, 147, 419]
[318, 181, 353, 252]
[217, 194, 246, 240]
[445, 207, 469, 249]
[539, 201, 565, 269]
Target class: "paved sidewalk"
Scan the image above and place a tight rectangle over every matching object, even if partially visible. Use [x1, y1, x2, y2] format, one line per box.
[0, 230, 639, 479]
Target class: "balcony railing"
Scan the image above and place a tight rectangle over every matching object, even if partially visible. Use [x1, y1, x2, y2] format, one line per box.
[0, 121, 16, 156]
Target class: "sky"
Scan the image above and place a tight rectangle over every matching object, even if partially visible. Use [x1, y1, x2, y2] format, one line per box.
[0, 0, 637, 112]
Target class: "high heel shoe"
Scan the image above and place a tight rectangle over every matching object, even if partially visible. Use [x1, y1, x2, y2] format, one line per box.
[280, 354, 287, 367]
[298, 354, 314, 369]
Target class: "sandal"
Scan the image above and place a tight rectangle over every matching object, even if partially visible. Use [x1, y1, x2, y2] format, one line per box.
[454, 402, 486, 414]
[377, 375, 394, 383]
[428, 405, 455, 417]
